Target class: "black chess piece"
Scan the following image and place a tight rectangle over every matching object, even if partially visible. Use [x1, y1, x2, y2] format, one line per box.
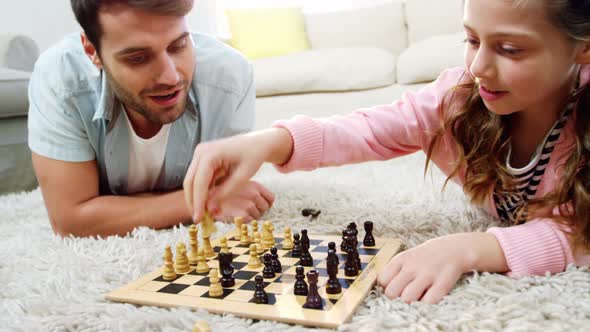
[270, 247, 282, 273]
[325, 242, 342, 294]
[291, 233, 302, 258]
[363, 221, 376, 247]
[340, 229, 347, 252]
[344, 233, 359, 277]
[293, 266, 308, 296]
[218, 252, 235, 287]
[303, 270, 323, 309]
[262, 253, 276, 278]
[348, 222, 358, 248]
[299, 241, 313, 267]
[300, 229, 310, 250]
[253, 275, 269, 304]
[301, 208, 321, 218]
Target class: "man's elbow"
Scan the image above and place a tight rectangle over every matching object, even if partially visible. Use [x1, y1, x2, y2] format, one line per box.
[48, 213, 87, 238]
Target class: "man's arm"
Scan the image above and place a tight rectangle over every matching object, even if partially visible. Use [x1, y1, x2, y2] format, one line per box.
[33, 152, 191, 237]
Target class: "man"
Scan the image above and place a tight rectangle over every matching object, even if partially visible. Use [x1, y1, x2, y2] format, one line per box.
[28, 0, 274, 237]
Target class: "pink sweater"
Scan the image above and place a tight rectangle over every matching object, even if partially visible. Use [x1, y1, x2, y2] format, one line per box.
[273, 66, 590, 277]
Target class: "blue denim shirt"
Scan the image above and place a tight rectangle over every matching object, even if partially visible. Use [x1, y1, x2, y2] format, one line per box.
[28, 32, 255, 195]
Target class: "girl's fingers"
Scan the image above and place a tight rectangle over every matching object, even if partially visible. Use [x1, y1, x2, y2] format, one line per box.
[400, 277, 431, 303]
[183, 156, 200, 214]
[377, 257, 402, 288]
[384, 269, 414, 299]
[420, 271, 458, 304]
[192, 157, 216, 221]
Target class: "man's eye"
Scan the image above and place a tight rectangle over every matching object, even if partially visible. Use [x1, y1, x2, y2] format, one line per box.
[170, 39, 187, 52]
[128, 55, 146, 64]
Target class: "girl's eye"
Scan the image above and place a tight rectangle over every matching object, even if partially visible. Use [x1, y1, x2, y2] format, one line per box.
[463, 38, 480, 47]
[500, 46, 522, 55]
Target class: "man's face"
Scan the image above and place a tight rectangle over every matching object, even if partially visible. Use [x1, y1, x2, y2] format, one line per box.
[93, 4, 196, 125]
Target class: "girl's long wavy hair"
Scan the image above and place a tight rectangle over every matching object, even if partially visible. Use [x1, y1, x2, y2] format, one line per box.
[426, 0, 590, 251]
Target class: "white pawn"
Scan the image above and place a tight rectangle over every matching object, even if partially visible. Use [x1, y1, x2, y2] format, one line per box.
[219, 236, 230, 254]
[195, 248, 210, 274]
[188, 225, 199, 266]
[240, 224, 251, 245]
[253, 232, 263, 255]
[250, 220, 259, 238]
[233, 217, 244, 240]
[247, 244, 262, 268]
[282, 227, 293, 250]
[208, 268, 223, 297]
[203, 235, 215, 258]
[162, 245, 177, 280]
[174, 242, 190, 274]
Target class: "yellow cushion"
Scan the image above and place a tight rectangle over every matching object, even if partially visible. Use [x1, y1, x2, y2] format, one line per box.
[226, 7, 310, 60]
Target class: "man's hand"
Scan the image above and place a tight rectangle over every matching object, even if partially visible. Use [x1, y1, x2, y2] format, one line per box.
[377, 232, 508, 304]
[206, 180, 275, 222]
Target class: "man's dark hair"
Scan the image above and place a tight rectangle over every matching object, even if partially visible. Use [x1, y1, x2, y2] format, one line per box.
[71, 0, 194, 53]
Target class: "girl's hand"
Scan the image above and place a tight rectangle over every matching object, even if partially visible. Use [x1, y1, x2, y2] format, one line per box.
[377, 232, 506, 304]
[183, 128, 293, 222]
[207, 180, 275, 222]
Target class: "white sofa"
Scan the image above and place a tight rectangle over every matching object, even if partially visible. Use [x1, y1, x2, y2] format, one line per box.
[251, 0, 466, 129]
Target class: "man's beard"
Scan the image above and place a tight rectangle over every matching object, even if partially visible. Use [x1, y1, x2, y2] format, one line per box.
[104, 68, 188, 125]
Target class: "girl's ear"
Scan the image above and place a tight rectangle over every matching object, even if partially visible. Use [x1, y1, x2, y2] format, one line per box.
[575, 41, 590, 65]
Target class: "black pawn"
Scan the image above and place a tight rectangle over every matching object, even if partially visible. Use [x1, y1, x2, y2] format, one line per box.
[291, 233, 302, 258]
[253, 275, 268, 304]
[301, 229, 310, 250]
[344, 233, 359, 277]
[340, 229, 347, 252]
[303, 270, 322, 309]
[325, 242, 342, 294]
[218, 252, 235, 288]
[348, 222, 358, 248]
[293, 266, 308, 296]
[270, 247, 282, 273]
[299, 242, 313, 267]
[262, 253, 275, 279]
[363, 221, 376, 247]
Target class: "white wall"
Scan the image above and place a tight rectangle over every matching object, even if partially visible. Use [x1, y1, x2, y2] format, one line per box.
[0, 0, 218, 51]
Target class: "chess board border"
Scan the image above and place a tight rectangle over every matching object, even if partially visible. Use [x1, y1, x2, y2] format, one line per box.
[105, 231, 403, 329]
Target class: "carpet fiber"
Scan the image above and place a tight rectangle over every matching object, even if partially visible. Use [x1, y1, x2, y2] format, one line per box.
[2, 153, 589, 331]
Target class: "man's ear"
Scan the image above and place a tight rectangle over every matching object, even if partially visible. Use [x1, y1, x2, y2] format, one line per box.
[575, 41, 590, 65]
[80, 32, 103, 69]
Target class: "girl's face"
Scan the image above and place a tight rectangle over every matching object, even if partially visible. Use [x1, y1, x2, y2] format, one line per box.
[463, 0, 583, 117]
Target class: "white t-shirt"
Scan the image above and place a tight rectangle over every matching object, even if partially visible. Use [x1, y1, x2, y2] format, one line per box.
[122, 110, 172, 194]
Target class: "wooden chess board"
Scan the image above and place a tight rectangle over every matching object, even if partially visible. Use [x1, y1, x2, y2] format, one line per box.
[106, 231, 403, 328]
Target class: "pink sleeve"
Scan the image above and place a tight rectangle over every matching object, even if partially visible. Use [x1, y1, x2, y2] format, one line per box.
[486, 219, 578, 277]
[272, 67, 468, 173]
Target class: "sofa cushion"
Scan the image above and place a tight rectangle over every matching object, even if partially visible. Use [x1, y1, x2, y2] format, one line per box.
[253, 47, 396, 97]
[396, 32, 465, 84]
[0, 67, 31, 118]
[304, 1, 407, 56]
[0, 34, 39, 71]
[404, 0, 463, 44]
[226, 7, 310, 59]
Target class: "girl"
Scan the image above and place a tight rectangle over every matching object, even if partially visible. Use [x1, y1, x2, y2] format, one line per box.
[183, 0, 590, 304]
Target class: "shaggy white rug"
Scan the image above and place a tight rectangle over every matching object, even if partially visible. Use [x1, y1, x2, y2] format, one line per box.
[2, 153, 590, 332]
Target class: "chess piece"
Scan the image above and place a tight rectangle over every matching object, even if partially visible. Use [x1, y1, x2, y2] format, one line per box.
[325, 242, 342, 294]
[262, 220, 275, 249]
[240, 224, 251, 245]
[293, 266, 308, 296]
[363, 221, 376, 247]
[233, 216, 244, 240]
[200, 211, 217, 238]
[174, 242, 190, 274]
[291, 233, 302, 258]
[219, 236, 230, 254]
[300, 229, 310, 250]
[348, 222, 359, 248]
[248, 244, 262, 268]
[270, 247, 282, 273]
[162, 245, 177, 280]
[282, 227, 293, 250]
[301, 208, 321, 218]
[340, 229, 347, 252]
[262, 253, 275, 279]
[218, 252, 235, 287]
[251, 219, 259, 238]
[253, 232, 263, 255]
[253, 275, 269, 304]
[304, 270, 323, 309]
[299, 241, 313, 267]
[188, 225, 199, 266]
[208, 268, 223, 297]
[193, 320, 211, 332]
[344, 233, 359, 277]
[202, 234, 215, 258]
[195, 248, 210, 274]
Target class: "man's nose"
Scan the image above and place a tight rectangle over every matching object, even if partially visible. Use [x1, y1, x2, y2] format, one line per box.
[157, 55, 180, 86]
